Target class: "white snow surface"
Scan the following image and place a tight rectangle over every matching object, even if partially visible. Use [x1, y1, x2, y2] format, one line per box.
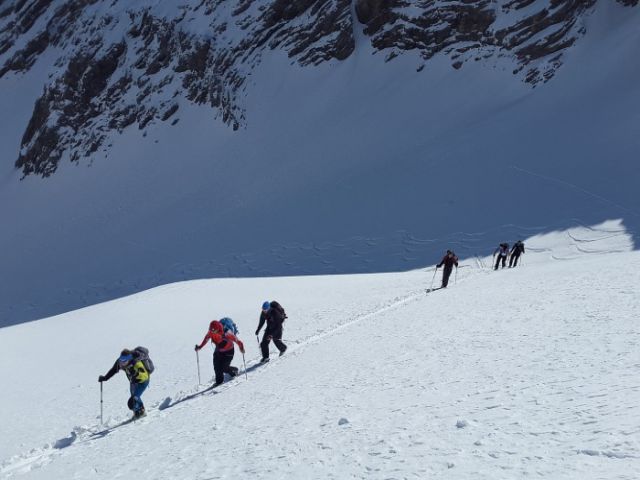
[0, 2, 639, 325]
[1, 226, 638, 479]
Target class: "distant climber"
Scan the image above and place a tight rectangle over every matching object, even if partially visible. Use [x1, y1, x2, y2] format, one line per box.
[99, 347, 154, 419]
[436, 250, 459, 288]
[493, 243, 509, 270]
[256, 301, 287, 363]
[509, 240, 525, 267]
[195, 320, 245, 386]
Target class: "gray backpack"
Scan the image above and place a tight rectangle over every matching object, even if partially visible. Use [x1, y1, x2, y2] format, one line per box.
[134, 346, 155, 374]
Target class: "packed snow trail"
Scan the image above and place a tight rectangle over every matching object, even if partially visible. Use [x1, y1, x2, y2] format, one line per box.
[0, 271, 441, 476]
[1, 231, 639, 478]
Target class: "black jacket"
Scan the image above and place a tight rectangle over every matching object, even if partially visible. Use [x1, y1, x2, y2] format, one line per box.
[257, 301, 287, 333]
[510, 242, 525, 255]
[437, 254, 459, 270]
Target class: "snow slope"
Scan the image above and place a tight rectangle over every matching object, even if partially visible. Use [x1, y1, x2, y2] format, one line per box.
[0, 2, 639, 325]
[1, 225, 638, 479]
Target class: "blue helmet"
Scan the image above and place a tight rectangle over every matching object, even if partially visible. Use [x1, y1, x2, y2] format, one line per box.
[262, 301, 271, 311]
[118, 353, 133, 368]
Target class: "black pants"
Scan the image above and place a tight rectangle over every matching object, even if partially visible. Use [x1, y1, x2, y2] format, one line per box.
[213, 350, 237, 384]
[261, 326, 286, 359]
[442, 267, 453, 288]
[494, 254, 507, 270]
[509, 253, 521, 267]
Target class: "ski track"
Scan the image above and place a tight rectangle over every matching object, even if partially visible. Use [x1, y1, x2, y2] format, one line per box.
[0, 278, 434, 477]
[511, 166, 640, 219]
[1, 256, 477, 477]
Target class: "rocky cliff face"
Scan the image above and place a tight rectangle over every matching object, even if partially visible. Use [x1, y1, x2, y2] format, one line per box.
[0, 0, 636, 177]
[355, 0, 597, 82]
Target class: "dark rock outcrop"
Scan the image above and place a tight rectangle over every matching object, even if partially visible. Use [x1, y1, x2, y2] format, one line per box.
[0, 0, 636, 177]
[2, 0, 355, 176]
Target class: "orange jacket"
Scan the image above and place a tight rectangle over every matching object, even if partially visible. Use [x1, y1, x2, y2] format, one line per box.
[197, 330, 245, 353]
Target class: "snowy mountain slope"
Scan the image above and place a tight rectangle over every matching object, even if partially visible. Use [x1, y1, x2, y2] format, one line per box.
[1, 1, 639, 326]
[1, 229, 638, 479]
[1, 0, 629, 175]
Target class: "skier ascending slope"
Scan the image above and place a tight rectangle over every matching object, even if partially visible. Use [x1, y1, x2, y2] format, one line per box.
[99, 347, 153, 419]
[509, 240, 525, 267]
[195, 320, 245, 387]
[436, 250, 459, 288]
[493, 243, 509, 270]
[256, 301, 287, 363]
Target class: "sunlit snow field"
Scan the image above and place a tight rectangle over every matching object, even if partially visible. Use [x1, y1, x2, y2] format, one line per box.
[1, 221, 638, 479]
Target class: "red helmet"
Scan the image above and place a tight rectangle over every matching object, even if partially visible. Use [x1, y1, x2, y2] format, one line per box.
[209, 320, 223, 333]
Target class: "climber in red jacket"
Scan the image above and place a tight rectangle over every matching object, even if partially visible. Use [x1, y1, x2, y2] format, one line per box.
[195, 320, 245, 386]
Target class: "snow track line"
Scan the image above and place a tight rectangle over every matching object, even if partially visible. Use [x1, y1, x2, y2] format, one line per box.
[567, 230, 628, 244]
[511, 165, 640, 218]
[0, 270, 483, 477]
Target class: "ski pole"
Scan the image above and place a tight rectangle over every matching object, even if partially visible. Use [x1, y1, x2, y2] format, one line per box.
[100, 381, 104, 425]
[256, 334, 260, 348]
[196, 349, 201, 385]
[430, 267, 438, 290]
[455, 266, 458, 285]
[242, 352, 248, 380]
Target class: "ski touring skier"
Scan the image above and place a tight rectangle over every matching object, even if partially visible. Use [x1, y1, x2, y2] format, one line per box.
[509, 240, 525, 267]
[493, 243, 509, 270]
[195, 320, 245, 386]
[436, 250, 459, 288]
[256, 301, 287, 363]
[99, 347, 153, 419]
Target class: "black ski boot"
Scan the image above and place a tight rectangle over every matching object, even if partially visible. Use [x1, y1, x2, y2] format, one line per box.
[133, 407, 146, 419]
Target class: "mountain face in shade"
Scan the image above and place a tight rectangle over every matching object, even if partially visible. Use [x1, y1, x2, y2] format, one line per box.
[1, 0, 634, 176]
[0, 1, 638, 326]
